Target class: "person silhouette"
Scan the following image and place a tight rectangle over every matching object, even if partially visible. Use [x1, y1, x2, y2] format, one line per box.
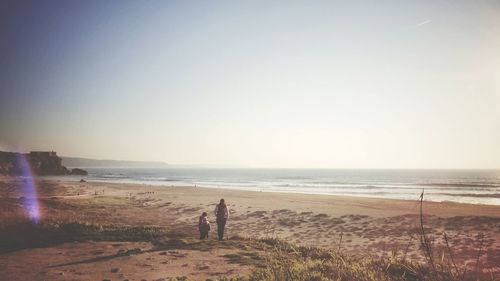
[198, 212, 210, 239]
[214, 198, 229, 241]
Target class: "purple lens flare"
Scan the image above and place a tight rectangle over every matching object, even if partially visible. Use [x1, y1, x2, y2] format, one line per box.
[15, 153, 41, 223]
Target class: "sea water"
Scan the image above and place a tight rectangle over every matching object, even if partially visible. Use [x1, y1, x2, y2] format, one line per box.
[60, 168, 500, 206]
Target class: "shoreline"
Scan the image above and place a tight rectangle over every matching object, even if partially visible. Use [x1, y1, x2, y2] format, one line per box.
[31, 166, 500, 206]
[45, 175, 500, 208]
[31, 178, 499, 219]
[2, 175, 500, 215]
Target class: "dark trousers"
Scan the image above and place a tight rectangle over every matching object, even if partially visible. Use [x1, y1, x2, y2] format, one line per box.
[217, 219, 226, 240]
[199, 230, 208, 239]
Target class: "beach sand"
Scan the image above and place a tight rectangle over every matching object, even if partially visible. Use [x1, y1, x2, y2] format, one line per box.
[1, 177, 499, 280]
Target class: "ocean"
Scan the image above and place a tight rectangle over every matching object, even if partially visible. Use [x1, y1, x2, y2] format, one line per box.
[60, 168, 500, 206]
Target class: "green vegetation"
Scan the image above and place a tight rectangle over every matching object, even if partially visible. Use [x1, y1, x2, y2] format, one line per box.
[249, 239, 445, 281]
[0, 220, 492, 281]
[0, 221, 171, 253]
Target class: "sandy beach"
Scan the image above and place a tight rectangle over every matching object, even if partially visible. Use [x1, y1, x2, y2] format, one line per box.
[1, 177, 499, 280]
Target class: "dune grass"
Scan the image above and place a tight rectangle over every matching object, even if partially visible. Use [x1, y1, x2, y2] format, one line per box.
[0, 219, 493, 281]
[0, 221, 171, 253]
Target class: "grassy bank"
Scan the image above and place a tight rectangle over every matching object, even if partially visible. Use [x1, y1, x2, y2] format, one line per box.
[0, 220, 492, 281]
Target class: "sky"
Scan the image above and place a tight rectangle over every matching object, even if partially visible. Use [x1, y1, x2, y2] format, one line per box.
[0, 0, 499, 169]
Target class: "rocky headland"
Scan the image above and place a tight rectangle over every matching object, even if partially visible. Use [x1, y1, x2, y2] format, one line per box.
[0, 151, 87, 176]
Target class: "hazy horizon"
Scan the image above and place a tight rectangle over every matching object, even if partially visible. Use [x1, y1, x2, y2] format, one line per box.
[1, 1, 499, 169]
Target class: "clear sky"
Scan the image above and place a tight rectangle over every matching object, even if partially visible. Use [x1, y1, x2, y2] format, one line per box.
[0, 0, 499, 169]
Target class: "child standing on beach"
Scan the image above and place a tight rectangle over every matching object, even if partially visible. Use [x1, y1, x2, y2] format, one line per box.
[198, 212, 211, 239]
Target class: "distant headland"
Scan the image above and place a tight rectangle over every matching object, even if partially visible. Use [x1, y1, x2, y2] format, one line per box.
[0, 151, 87, 176]
[61, 157, 168, 168]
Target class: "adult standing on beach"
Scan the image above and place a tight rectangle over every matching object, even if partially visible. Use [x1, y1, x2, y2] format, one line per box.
[214, 198, 229, 241]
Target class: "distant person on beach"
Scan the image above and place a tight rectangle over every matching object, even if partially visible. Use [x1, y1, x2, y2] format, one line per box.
[198, 212, 210, 239]
[214, 198, 229, 241]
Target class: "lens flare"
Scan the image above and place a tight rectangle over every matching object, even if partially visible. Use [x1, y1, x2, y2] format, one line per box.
[16, 153, 41, 223]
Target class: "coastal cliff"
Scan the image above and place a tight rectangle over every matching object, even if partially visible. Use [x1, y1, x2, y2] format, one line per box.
[0, 151, 86, 176]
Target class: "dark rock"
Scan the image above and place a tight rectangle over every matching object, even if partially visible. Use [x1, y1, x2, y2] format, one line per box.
[0, 150, 70, 175]
[71, 168, 88, 175]
[80, 179, 86, 183]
